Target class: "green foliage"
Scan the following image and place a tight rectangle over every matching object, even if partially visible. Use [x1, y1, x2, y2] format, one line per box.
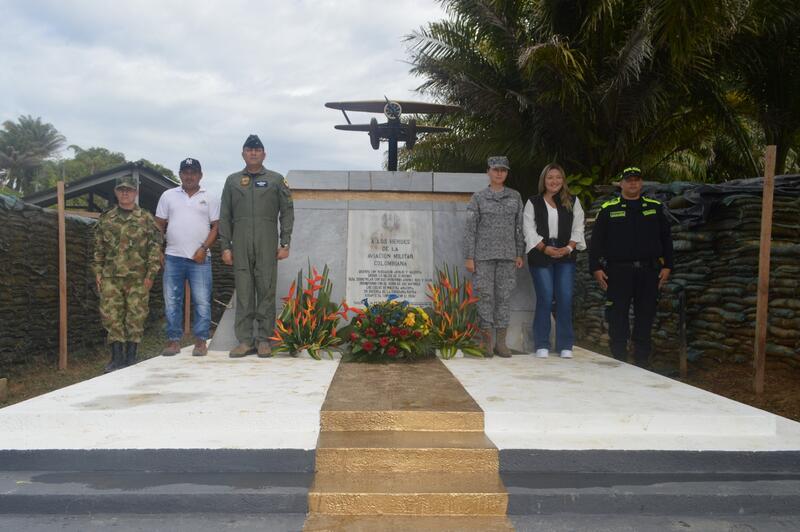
[0, 115, 65, 194]
[403, 0, 800, 192]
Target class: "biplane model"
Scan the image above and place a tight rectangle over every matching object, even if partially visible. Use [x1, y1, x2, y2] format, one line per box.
[324, 98, 460, 170]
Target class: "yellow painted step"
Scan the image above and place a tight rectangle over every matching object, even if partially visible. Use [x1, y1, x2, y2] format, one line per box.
[309, 472, 508, 516]
[303, 514, 515, 531]
[315, 431, 499, 473]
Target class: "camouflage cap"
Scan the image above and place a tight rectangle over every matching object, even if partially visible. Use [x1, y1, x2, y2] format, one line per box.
[114, 175, 139, 190]
[487, 156, 510, 169]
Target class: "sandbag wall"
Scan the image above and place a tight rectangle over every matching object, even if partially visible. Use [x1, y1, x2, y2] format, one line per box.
[574, 192, 800, 367]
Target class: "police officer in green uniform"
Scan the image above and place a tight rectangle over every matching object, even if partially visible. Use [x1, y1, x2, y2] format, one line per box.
[219, 135, 294, 358]
[588, 167, 673, 368]
[93, 175, 162, 372]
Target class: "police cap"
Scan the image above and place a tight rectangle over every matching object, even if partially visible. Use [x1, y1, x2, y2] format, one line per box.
[622, 167, 642, 180]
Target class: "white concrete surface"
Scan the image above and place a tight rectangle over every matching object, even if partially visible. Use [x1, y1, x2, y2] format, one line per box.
[445, 347, 800, 451]
[0, 348, 340, 450]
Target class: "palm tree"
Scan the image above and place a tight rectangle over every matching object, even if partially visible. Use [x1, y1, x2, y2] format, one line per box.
[404, 0, 795, 196]
[0, 115, 66, 194]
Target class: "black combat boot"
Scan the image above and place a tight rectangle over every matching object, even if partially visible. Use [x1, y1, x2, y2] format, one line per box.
[104, 342, 125, 373]
[125, 341, 139, 367]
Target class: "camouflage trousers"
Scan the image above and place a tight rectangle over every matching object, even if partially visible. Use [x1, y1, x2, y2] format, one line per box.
[99, 276, 151, 343]
[474, 260, 516, 329]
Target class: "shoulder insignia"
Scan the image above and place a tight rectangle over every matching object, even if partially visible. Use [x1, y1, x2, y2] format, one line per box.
[600, 197, 621, 209]
[643, 196, 661, 205]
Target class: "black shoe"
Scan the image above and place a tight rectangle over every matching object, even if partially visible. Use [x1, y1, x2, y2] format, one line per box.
[105, 342, 125, 373]
[125, 341, 138, 366]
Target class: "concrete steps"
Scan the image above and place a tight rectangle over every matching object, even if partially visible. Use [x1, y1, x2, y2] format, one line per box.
[304, 359, 512, 528]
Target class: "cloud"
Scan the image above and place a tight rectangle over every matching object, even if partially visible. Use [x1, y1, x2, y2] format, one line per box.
[0, 0, 445, 195]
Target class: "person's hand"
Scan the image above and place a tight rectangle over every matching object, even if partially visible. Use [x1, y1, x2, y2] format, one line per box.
[95, 274, 102, 292]
[593, 269, 608, 291]
[277, 246, 290, 260]
[658, 268, 671, 289]
[543, 246, 557, 257]
[222, 249, 233, 266]
[515, 256, 524, 269]
[144, 278, 154, 291]
[556, 247, 571, 258]
[192, 247, 207, 264]
[465, 258, 475, 273]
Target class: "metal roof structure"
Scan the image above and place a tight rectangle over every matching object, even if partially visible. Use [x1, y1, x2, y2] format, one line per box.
[24, 161, 178, 215]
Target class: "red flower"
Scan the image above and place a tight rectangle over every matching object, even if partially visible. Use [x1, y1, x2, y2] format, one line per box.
[399, 328, 410, 338]
[386, 346, 399, 357]
[365, 327, 377, 338]
[350, 332, 359, 342]
[379, 336, 390, 347]
[374, 316, 384, 325]
[362, 340, 375, 351]
[390, 326, 401, 336]
[413, 330, 422, 339]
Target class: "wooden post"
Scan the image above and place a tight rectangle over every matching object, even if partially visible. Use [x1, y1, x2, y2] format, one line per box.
[183, 281, 191, 337]
[57, 181, 68, 370]
[754, 145, 777, 395]
[678, 291, 687, 379]
[0, 377, 7, 402]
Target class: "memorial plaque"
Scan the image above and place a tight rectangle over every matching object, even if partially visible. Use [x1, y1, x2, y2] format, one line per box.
[346, 210, 434, 306]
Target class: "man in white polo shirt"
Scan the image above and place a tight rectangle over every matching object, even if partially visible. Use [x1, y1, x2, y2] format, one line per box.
[155, 157, 220, 357]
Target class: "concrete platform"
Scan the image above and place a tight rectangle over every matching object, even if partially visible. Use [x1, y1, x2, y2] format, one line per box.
[0, 347, 339, 451]
[444, 347, 800, 453]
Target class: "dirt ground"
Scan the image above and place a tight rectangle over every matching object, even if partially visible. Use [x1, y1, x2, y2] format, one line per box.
[681, 357, 800, 422]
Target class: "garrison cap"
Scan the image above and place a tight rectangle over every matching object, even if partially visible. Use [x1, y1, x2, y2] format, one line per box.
[243, 134, 264, 150]
[114, 175, 139, 190]
[622, 166, 642, 180]
[179, 157, 202, 172]
[487, 156, 510, 169]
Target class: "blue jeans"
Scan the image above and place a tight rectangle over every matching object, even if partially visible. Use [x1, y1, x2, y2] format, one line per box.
[530, 261, 576, 351]
[163, 254, 212, 341]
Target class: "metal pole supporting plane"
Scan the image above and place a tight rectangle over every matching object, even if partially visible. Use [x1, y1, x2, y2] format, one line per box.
[57, 180, 68, 370]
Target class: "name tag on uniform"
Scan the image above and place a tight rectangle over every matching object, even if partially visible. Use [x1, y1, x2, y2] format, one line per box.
[642, 209, 656, 216]
[610, 211, 626, 218]
[255, 180, 269, 188]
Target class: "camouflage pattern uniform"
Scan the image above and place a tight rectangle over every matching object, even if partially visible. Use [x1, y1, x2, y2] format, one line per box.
[93, 205, 162, 343]
[464, 186, 525, 328]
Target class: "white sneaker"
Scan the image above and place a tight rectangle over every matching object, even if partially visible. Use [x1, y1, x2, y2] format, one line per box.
[535, 349, 549, 358]
[560, 350, 573, 359]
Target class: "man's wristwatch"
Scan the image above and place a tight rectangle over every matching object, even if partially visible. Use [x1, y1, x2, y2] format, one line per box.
[200, 244, 209, 251]
[280, 243, 289, 249]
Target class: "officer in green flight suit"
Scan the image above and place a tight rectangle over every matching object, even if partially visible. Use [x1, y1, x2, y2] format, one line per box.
[219, 135, 294, 358]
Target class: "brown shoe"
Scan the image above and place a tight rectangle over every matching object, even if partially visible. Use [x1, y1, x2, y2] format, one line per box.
[479, 328, 494, 358]
[494, 328, 512, 358]
[192, 339, 208, 357]
[160, 341, 181, 357]
[257, 341, 272, 358]
[229, 342, 254, 358]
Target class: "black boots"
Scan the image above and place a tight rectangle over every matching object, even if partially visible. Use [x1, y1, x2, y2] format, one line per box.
[125, 341, 138, 367]
[105, 342, 126, 373]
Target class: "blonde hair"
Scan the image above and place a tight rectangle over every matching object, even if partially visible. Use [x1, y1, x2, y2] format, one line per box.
[537, 163, 573, 211]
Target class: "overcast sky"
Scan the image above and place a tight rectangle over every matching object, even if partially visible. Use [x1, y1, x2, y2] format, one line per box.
[0, 0, 446, 194]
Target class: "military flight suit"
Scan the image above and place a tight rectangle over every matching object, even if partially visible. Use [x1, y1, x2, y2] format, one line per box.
[92, 206, 162, 343]
[219, 167, 294, 344]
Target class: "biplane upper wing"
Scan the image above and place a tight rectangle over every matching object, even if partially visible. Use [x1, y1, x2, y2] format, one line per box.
[325, 100, 460, 114]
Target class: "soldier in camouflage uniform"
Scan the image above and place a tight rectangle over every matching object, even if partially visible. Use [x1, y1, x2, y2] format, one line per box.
[93, 175, 162, 372]
[464, 156, 525, 357]
[219, 135, 294, 358]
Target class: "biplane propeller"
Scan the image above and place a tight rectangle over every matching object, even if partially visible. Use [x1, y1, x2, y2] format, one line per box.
[325, 98, 460, 170]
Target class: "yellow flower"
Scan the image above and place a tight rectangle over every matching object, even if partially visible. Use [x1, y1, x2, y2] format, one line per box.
[403, 312, 416, 326]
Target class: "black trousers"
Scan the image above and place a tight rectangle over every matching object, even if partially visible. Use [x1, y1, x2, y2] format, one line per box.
[605, 262, 659, 366]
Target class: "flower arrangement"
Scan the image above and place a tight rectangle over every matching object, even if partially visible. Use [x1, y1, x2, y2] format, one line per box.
[427, 264, 483, 358]
[271, 264, 355, 359]
[347, 295, 433, 361]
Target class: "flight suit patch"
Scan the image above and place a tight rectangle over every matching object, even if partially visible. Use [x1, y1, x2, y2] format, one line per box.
[240, 176, 251, 186]
[255, 180, 269, 188]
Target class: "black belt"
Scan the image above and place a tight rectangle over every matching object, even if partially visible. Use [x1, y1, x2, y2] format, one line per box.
[609, 259, 658, 268]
